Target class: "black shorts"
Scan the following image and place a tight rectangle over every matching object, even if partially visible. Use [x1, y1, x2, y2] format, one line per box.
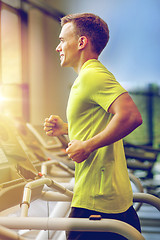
[66, 206, 141, 240]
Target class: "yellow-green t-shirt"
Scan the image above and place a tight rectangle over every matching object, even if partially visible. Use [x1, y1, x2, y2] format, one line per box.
[67, 59, 133, 213]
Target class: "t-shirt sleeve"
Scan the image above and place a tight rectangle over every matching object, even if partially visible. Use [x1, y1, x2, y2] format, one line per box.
[86, 70, 127, 111]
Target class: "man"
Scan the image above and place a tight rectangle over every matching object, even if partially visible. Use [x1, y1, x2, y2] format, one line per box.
[44, 13, 142, 240]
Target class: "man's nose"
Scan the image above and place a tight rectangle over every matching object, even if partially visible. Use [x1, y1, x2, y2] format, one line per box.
[56, 43, 61, 52]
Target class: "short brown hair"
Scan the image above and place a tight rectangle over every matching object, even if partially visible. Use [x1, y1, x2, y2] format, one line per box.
[61, 13, 109, 55]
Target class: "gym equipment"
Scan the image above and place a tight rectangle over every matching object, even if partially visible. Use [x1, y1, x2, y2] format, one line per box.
[124, 141, 160, 178]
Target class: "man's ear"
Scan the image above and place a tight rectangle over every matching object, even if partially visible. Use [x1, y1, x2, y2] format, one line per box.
[78, 36, 88, 49]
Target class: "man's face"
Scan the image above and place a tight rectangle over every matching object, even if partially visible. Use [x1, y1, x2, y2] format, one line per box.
[56, 22, 80, 68]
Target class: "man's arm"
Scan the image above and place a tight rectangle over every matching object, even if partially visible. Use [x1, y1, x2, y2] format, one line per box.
[66, 93, 142, 163]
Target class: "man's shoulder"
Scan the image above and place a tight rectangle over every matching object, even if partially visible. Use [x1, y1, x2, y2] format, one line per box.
[80, 62, 115, 85]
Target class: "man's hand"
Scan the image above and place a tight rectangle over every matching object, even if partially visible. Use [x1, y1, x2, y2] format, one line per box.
[66, 140, 91, 163]
[44, 115, 68, 136]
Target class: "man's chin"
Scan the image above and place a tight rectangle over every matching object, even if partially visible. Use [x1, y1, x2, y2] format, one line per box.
[60, 61, 68, 67]
[60, 60, 65, 66]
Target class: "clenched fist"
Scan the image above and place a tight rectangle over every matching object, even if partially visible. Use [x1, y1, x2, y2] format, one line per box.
[44, 115, 68, 136]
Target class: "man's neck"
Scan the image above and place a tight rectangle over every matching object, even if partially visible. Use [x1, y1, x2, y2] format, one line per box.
[74, 55, 98, 74]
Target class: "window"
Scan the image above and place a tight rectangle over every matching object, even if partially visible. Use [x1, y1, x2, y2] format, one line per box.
[0, 2, 29, 120]
[1, 5, 22, 84]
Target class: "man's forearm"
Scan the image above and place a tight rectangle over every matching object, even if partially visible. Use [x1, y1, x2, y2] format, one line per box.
[63, 122, 68, 135]
[85, 112, 142, 153]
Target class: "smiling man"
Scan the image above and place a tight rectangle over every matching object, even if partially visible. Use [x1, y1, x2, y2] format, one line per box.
[44, 13, 142, 240]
